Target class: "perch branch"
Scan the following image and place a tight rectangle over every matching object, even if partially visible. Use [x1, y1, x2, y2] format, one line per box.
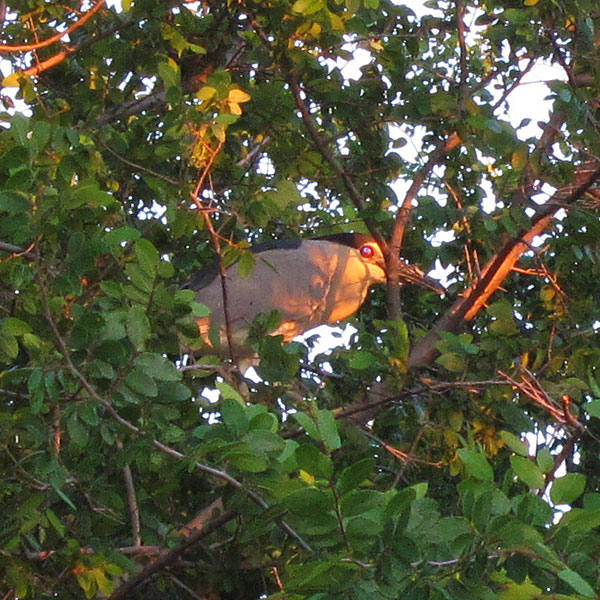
[387, 132, 461, 317]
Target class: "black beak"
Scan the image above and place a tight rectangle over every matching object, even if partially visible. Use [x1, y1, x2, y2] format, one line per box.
[395, 261, 445, 295]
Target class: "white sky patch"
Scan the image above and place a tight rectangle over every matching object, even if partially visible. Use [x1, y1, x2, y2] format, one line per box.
[334, 47, 373, 81]
[504, 61, 567, 140]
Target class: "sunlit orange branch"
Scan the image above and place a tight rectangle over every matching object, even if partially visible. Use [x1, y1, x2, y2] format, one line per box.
[409, 159, 600, 368]
[0, 0, 106, 53]
[22, 47, 75, 77]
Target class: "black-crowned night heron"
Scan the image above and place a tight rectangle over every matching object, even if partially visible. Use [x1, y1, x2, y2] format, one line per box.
[185, 234, 443, 356]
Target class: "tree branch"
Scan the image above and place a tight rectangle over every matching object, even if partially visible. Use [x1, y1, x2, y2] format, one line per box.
[0, 0, 106, 53]
[115, 439, 141, 547]
[387, 132, 461, 317]
[108, 510, 237, 600]
[287, 74, 387, 250]
[409, 160, 600, 368]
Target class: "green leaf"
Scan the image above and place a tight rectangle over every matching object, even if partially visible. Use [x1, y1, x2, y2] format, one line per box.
[223, 450, 269, 473]
[436, 351, 465, 372]
[125, 263, 154, 294]
[293, 411, 319, 441]
[243, 430, 285, 455]
[136, 238, 160, 277]
[88, 359, 116, 379]
[0, 333, 19, 360]
[1, 317, 32, 335]
[157, 260, 174, 279]
[46, 508, 66, 537]
[0, 191, 30, 212]
[135, 353, 181, 381]
[499, 431, 529, 457]
[158, 59, 181, 89]
[336, 458, 375, 496]
[125, 369, 158, 397]
[295, 444, 333, 479]
[457, 448, 493, 482]
[31, 120, 51, 157]
[339, 490, 385, 517]
[68, 412, 89, 447]
[10, 113, 29, 145]
[6, 563, 29, 597]
[220, 398, 249, 436]
[315, 409, 341, 451]
[217, 381, 246, 404]
[292, 0, 324, 15]
[68, 184, 115, 208]
[536, 448, 554, 473]
[28, 367, 45, 413]
[551, 473, 586, 505]
[559, 508, 600, 532]
[158, 381, 191, 402]
[557, 568, 596, 598]
[51, 476, 77, 510]
[93, 567, 114, 597]
[237, 250, 256, 278]
[583, 399, 600, 418]
[283, 487, 333, 515]
[510, 455, 545, 489]
[104, 226, 141, 247]
[190, 301, 211, 317]
[487, 300, 518, 336]
[126, 305, 151, 351]
[349, 350, 377, 370]
[497, 580, 541, 600]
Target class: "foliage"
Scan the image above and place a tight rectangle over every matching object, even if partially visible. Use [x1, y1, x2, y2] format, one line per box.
[1, 0, 600, 598]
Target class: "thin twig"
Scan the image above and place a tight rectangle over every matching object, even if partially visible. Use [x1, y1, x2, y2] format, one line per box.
[455, 0, 468, 111]
[498, 367, 584, 431]
[170, 575, 204, 600]
[287, 74, 388, 252]
[189, 140, 238, 362]
[116, 439, 141, 547]
[288, 76, 366, 213]
[539, 435, 579, 497]
[0, 240, 36, 260]
[97, 138, 179, 186]
[492, 58, 536, 112]
[14, 13, 130, 79]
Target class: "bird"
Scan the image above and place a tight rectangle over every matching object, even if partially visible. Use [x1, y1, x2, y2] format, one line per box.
[184, 233, 443, 356]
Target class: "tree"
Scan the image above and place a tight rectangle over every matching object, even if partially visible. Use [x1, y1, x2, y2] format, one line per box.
[1, 0, 600, 597]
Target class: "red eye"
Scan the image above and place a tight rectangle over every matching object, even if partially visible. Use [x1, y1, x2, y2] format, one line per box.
[360, 244, 375, 258]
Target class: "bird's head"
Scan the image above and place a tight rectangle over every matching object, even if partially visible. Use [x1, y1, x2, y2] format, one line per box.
[316, 232, 444, 294]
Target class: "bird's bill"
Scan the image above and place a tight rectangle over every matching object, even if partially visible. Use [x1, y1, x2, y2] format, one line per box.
[395, 262, 445, 295]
